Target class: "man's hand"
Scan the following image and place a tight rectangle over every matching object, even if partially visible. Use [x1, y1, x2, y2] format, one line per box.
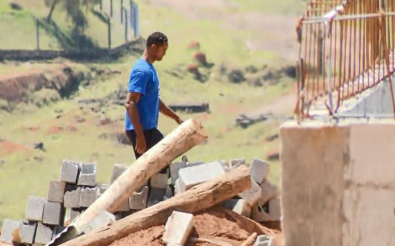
[174, 115, 183, 125]
[135, 131, 147, 154]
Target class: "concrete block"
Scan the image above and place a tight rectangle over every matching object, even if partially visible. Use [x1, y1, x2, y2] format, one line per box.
[52, 225, 65, 239]
[251, 204, 270, 222]
[34, 222, 53, 245]
[268, 198, 281, 221]
[254, 235, 270, 246]
[186, 161, 205, 167]
[147, 187, 166, 207]
[26, 196, 46, 221]
[163, 211, 194, 245]
[230, 158, 246, 168]
[64, 185, 81, 208]
[60, 160, 80, 184]
[150, 170, 169, 189]
[110, 163, 128, 184]
[259, 180, 278, 205]
[238, 179, 262, 206]
[164, 185, 174, 199]
[96, 183, 109, 199]
[0, 219, 19, 244]
[129, 186, 149, 210]
[250, 158, 270, 184]
[77, 163, 96, 186]
[42, 201, 64, 225]
[174, 179, 181, 195]
[222, 199, 251, 217]
[18, 220, 37, 244]
[79, 187, 97, 208]
[83, 211, 116, 234]
[47, 181, 66, 203]
[178, 162, 226, 192]
[170, 162, 186, 184]
[70, 208, 82, 221]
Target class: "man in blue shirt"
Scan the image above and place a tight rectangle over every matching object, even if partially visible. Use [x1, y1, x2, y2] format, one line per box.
[124, 32, 183, 174]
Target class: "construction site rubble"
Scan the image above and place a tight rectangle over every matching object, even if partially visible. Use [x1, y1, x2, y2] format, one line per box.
[0, 156, 281, 246]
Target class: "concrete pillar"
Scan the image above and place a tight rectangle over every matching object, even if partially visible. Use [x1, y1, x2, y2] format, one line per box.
[280, 121, 395, 246]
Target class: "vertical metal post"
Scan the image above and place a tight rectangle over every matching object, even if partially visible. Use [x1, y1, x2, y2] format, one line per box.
[99, 0, 102, 11]
[124, 8, 128, 43]
[318, 29, 324, 75]
[110, 0, 113, 17]
[108, 18, 111, 49]
[121, 0, 124, 23]
[134, 4, 138, 38]
[36, 17, 40, 50]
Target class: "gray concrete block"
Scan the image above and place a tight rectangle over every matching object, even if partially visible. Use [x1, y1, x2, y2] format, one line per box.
[0, 219, 19, 244]
[178, 162, 226, 192]
[174, 179, 181, 195]
[222, 199, 251, 217]
[34, 222, 53, 245]
[164, 185, 174, 199]
[259, 180, 278, 205]
[186, 161, 205, 167]
[42, 201, 64, 225]
[79, 187, 97, 208]
[77, 174, 96, 187]
[60, 160, 80, 184]
[268, 198, 281, 221]
[110, 163, 128, 184]
[147, 187, 166, 207]
[254, 235, 270, 246]
[18, 220, 37, 244]
[63, 185, 81, 208]
[47, 181, 66, 203]
[238, 179, 262, 206]
[170, 162, 186, 185]
[150, 170, 169, 189]
[129, 186, 149, 210]
[250, 158, 270, 184]
[230, 158, 246, 168]
[96, 183, 109, 199]
[163, 211, 194, 245]
[52, 225, 65, 240]
[26, 196, 46, 221]
[83, 211, 116, 234]
[77, 163, 96, 186]
[70, 208, 82, 221]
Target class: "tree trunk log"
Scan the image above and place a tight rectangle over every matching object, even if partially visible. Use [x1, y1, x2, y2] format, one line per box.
[73, 119, 207, 234]
[62, 165, 251, 246]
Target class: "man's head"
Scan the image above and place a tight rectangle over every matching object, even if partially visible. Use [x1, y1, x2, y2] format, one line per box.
[146, 32, 168, 62]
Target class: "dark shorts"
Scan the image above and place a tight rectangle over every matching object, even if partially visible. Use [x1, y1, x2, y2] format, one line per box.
[125, 128, 168, 174]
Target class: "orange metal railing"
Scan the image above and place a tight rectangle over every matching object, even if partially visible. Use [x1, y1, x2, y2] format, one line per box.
[295, 0, 395, 120]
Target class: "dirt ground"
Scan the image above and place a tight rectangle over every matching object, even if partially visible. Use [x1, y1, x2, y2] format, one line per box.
[109, 207, 280, 246]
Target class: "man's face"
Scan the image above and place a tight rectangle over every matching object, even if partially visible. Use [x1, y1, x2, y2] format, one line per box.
[152, 42, 168, 61]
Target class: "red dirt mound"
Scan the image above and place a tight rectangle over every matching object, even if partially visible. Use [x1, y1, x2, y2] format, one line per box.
[109, 207, 276, 246]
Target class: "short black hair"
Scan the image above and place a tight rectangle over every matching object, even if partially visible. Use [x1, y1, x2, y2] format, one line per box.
[146, 32, 168, 48]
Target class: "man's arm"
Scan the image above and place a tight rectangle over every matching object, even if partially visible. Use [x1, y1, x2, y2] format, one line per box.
[159, 99, 183, 124]
[125, 92, 146, 154]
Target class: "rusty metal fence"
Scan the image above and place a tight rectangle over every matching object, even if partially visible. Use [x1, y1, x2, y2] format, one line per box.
[294, 0, 395, 120]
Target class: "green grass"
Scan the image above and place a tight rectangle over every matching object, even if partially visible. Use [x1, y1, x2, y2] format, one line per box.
[0, 0, 297, 224]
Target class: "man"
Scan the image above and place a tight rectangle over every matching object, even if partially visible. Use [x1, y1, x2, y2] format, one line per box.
[124, 32, 183, 174]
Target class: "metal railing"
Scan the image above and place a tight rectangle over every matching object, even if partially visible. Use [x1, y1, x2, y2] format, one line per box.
[294, 0, 395, 121]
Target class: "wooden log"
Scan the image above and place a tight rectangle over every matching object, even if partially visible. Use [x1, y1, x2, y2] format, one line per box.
[61, 165, 251, 246]
[52, 119, 207, 245]
[240, 232, 257, 246]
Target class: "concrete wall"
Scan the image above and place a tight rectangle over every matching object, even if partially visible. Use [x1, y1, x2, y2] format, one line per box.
[337, 78, 395, 116]
[280, 121, 395, 246]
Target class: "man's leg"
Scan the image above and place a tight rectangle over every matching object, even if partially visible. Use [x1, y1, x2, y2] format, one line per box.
[125, 130, 141, 159]
[145, 129, 168, 174]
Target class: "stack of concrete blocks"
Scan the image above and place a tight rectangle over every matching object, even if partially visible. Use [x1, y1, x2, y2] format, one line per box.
[0, 160, 100, 245]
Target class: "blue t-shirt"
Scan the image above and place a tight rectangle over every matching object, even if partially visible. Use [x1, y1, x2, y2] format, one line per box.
[125, 58, 160, 130]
